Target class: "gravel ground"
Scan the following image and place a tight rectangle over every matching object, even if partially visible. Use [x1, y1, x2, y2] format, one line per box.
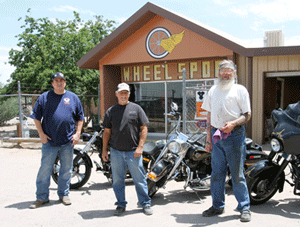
[0, 142, 300, 227]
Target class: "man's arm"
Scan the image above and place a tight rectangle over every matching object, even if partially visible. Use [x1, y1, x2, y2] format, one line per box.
[222, 112, 252, 133]
[33, 119, 51, 144]
[71, 120, 84, 146]
[205, 112, 212, 152]
[134, 124, 148, 158]
[102, 128, 111, 162]
[234, 112, 252, 126]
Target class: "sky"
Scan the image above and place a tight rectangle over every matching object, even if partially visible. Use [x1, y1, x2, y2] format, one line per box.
[1, 0, 300, 85]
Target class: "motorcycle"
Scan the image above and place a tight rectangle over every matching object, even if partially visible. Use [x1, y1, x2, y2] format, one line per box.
[245, 101, 300, 205]
[146, 102, 267, 198]
[51, 123, 164, 189]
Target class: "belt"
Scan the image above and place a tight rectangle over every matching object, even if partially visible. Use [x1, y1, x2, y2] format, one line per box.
[232, 125, 242, 131]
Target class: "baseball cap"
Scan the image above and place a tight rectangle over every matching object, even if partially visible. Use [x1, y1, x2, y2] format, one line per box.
[116, 83, 130, 92]
[219, 60, 236, 71]
[52, 72, 66, 81]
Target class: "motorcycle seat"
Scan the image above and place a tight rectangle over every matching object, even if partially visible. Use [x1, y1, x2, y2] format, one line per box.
[143, 141, 165, 157]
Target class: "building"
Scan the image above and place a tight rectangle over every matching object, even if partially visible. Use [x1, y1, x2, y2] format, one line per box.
[78, 2, 300, 144]
[264, 30, 285, 47]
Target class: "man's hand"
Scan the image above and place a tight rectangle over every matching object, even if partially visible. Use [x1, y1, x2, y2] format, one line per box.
[72, 120, 83, 146]
[134, 146, 143, 158]
[102, 128, 111, 162]
[34, 119, 51, 144]
[102, 150, 109, 162]
[71, 133, 80, 146]
[39, 132, 51, 144]
[221, 122, 236, 133]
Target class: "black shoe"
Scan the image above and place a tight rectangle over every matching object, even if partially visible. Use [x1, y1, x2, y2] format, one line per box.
[114, 206, 126, 216]
[202, 206, 224, 217]
[240, 210, 251, 222]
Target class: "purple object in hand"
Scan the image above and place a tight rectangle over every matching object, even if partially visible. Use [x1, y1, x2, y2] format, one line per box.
[212, 129, 231, 144]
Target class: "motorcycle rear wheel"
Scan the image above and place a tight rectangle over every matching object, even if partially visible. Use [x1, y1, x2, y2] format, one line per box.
[52, 148, 92, 189]
[248, 170, 279, 205]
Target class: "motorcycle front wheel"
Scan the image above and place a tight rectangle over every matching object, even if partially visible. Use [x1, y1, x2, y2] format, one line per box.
[147, 175, 168, 198]
[147, 179, 159, 198]
[247, 170, 280, 205]
[52, 148, 92, 189]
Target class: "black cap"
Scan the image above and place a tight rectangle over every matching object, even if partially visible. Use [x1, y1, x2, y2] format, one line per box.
[52, 72, 66, 81]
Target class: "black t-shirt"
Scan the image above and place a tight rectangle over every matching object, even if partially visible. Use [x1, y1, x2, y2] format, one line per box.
[103, 102, 149, 151]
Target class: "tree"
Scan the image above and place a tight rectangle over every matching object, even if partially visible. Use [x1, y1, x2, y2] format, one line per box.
[0, 80, 7, 95]
[6, 9, 117, 126]
[0, 97, 19, 126]
[7, 9, 116, 95]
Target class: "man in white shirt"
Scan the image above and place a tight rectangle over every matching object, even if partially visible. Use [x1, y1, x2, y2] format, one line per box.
[201, 60, 252, 222]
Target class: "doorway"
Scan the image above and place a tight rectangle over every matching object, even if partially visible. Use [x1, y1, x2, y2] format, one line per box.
[263, 73, 300, 141]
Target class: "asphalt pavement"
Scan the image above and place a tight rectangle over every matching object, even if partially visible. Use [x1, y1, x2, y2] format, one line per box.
[0, 142, 300, 227]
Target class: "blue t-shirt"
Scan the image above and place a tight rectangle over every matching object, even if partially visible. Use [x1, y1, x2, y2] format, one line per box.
[30, 90, 84, 146]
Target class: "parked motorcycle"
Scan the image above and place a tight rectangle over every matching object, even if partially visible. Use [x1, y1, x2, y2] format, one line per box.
[146, 102, 267, 198]
[245, 101, 300, 205]
[52, 123, 164, 189]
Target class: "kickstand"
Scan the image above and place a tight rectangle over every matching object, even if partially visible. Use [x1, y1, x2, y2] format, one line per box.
[192, 189, 203, 202]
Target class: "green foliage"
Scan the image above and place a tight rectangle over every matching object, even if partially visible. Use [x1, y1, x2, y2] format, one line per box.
[0, 97, 19, 126]
[0, 82, 10, 95]
[0, 82, 3, 95]
[6, 9, 116, 96]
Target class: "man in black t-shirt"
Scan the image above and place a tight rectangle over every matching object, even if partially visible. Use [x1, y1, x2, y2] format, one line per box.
[102, 83, 153, 216]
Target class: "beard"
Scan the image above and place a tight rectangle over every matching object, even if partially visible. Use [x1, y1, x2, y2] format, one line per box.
[217, 76, 235, 91]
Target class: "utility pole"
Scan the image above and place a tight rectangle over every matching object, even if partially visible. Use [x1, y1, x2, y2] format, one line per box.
[18, 81, 24, 137]
[182, 68, 186, 134]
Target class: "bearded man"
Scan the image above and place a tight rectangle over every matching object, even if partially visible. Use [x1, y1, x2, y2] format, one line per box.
[201, 60, 252, 222]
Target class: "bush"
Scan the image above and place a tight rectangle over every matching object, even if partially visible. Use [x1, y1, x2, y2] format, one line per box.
[0, 97, 19, 126]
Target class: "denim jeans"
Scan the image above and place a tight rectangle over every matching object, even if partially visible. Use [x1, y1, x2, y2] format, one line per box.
[210, 126, 250, 211]
[110, 148, 151, 208]
[36, 141, 73, 201]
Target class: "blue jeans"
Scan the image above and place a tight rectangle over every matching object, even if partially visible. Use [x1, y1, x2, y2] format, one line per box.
[210, 126, 250, 212]
[110, 148, 151, 208]
[36, 141, 73, 201]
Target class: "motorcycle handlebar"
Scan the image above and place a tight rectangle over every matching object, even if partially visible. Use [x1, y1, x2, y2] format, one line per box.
[188, 132, 207, 144]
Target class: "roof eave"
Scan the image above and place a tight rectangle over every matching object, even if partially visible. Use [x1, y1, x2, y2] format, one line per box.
[247, 46, 300, 57]
[77, 4, 157, 69]
[77, 2, 251, 70]
[77, 2, 300, 70]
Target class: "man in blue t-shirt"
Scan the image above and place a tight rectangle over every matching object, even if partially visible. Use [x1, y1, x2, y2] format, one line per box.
[29, 72, 84, 209]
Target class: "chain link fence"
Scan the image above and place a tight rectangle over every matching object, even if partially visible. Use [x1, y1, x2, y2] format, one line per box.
[1, 79, 212, 144]
[0, 82, 100, 140]
[182, 83, 212, 145]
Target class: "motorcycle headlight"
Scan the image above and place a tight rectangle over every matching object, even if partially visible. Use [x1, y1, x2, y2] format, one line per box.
[270, 138, 282, 152]
[168, 141, 181, 154]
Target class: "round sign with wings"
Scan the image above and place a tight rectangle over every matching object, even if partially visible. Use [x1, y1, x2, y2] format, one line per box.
[145, 27, 171, 59]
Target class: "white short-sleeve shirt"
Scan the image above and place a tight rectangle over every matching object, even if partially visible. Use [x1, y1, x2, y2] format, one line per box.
[201, 84, 251, 128]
